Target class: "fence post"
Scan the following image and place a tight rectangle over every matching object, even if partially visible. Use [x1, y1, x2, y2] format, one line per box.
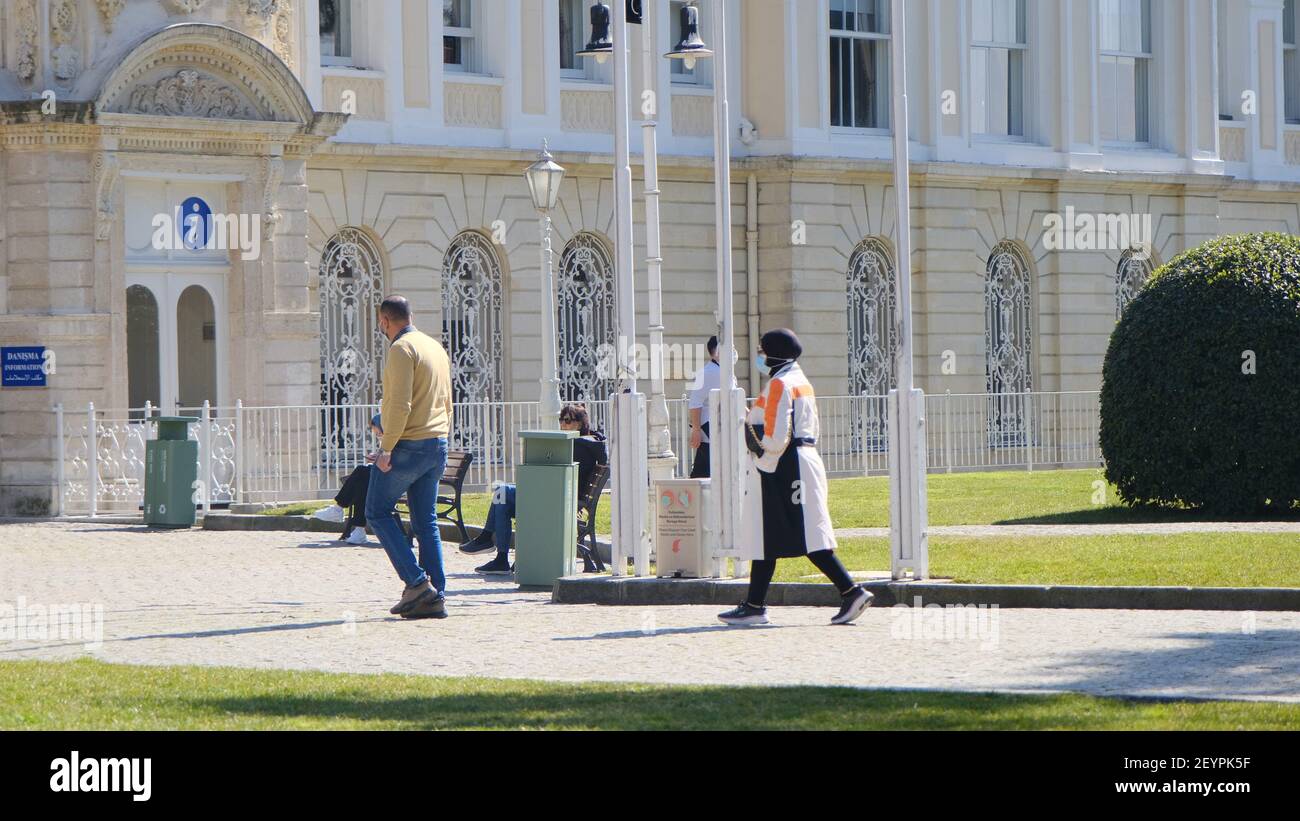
[943, 390, 953, 474]
[87, 402, 98, 519]
[1025, 391, 1035, 472]
[235, 400, 244, 506]
[201, 401, 213, 516]
[54, 404, 65, 517]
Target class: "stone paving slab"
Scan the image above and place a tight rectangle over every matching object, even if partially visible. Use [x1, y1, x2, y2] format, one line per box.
[1, 522, 1297, 703]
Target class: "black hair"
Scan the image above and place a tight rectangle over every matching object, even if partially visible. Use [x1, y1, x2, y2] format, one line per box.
[379, 295, 412, 323]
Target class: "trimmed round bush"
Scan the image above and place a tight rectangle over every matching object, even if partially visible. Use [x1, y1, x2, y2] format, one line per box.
[1100, 232, 1300, 514]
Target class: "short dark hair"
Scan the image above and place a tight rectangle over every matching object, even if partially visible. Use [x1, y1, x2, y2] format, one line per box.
[379, 295, 411, 323]
[707, 336, 719, 355]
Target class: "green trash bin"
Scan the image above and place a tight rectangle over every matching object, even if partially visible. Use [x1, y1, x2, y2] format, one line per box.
[143, 416, 199, 528]
[514, 430, 578, 589]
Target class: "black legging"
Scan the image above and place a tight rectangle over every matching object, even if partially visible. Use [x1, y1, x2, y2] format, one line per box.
[746, 551, 855, 608]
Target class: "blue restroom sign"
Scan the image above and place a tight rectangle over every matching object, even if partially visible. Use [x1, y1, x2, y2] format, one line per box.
[2, 346, 47, 387]
[179, 196, 212, 250]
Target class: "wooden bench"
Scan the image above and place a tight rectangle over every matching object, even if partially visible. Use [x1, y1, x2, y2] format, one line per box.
[394, 449, 474, 543]
[576, 464, 610, 573]
[436, 450, 474, 542]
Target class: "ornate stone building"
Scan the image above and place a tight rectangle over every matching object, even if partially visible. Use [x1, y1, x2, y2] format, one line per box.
[2, 0, 1300, 513]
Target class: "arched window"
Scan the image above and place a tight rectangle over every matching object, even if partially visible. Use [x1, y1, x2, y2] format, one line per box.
[985, 241, 1033, 446]
[319, 227, 386, 462]
[442, 231, 505, 404]
[846, 237, 897, 453]
[847, 238, 898, 397]
[1116, 247, 1153, 318]
[320, 227, 385, 408]
[557, 232, 616, 403]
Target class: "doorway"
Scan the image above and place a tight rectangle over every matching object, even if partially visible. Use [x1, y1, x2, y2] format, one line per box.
[125, 274, 225, 416]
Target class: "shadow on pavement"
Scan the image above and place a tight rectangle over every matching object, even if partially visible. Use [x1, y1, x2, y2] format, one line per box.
[1008, 627, 1300, 701]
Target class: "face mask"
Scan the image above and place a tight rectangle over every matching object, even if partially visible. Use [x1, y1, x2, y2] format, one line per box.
[755, 355, 770, 376]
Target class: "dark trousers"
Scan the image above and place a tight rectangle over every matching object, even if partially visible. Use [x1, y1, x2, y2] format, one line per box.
[689, 443, 711, 478]
[335, 465, 372, 539]
[746, 552, 855, 608]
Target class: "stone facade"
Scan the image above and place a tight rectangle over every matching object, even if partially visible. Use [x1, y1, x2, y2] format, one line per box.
[2, 1, 1300, 513]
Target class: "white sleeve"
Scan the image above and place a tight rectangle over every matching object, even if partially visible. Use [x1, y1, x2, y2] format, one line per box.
[754, 379, 792, 474]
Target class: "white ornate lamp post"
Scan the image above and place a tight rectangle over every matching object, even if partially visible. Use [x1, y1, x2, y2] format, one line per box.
[581, 0, 650, 576]
[664, 1, 743, 576]
[524, 142, 567, 430]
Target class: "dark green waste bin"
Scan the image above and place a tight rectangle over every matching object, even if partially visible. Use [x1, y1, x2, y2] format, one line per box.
[144, 416, 199, 528]
[514, 430, 578, 588]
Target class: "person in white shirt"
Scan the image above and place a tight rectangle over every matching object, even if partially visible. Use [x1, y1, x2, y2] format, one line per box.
[687, 336, 721, 478]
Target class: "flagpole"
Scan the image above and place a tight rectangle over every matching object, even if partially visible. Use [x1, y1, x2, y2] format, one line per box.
[887, 0, 929, 579]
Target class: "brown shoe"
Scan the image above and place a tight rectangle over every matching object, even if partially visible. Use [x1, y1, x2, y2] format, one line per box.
[401, 593, 448, 620]
[390, 580, 435, 615]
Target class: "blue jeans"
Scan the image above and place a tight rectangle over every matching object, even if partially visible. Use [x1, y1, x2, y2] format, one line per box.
[483, 483, 517, 560]
[366, 437, 448, 592]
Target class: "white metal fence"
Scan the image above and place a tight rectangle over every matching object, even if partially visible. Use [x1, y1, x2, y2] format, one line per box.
[51, 391, 1102, 516]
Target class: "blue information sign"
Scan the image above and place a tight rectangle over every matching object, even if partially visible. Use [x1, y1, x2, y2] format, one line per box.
[2, 346, 47, 387]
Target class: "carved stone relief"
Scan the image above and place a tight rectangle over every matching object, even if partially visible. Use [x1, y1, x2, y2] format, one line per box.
[15, 0, 39, 83]
[95, 0, 127, 32]
[50, 0, 83, 87]
[122, 68, 260, 119]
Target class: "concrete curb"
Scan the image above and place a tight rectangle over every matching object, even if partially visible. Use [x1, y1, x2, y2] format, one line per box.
[551, 576, 1300, 611]
[200, 513, 617, 560]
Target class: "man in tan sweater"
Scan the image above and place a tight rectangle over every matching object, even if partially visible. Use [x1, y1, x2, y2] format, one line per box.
[365, 295, 454, 620]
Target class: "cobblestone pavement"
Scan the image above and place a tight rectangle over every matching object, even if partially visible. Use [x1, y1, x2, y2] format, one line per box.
[1, 522, 1297, 703]
[836, 522, 1300, 538]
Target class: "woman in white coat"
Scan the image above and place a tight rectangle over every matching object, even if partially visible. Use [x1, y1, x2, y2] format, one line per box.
[719, 329, 874, 626]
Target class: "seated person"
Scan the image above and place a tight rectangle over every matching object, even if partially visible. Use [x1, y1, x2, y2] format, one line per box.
[314, 414, 401, 545]
[459, 404, 608, 575]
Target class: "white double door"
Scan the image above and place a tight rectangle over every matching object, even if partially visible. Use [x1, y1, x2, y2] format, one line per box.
[125, 271, 227, 415]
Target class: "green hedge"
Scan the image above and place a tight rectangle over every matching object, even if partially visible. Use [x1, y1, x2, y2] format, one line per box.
[1100, 233, 1300, 514]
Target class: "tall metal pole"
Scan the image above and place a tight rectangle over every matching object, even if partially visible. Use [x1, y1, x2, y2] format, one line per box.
[537, 203, 563, 430]
[610, 0, 649, 576]
[709, 0, 744, 568]
[642, 0, 676, 477]
[887, 0, 929, 579]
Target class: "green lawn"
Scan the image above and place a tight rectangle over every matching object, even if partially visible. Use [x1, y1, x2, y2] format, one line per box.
[262, 469, 1300, 533]
[3, 659, 1295, 730]
[776, 533, 1300, 587]
[827, 469, 1300, 528]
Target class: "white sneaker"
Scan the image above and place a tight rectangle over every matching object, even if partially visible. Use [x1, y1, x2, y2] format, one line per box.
[313, 504, 346, 523]
[345, 527, 369, 545]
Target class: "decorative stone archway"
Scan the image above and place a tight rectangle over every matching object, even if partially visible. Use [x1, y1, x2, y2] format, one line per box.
[96, 23, 315, 124]
[90, 24, 345, 411]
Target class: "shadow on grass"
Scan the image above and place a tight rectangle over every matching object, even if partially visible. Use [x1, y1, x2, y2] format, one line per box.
[181, 685, 1141, 731]
[996, 505, 1300, 525]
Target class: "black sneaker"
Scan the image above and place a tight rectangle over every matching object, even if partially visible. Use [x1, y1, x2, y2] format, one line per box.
[401, 593, 448, 620]
[458, 531, 496, 556]
[831, 586, 874, 625]
[718, 602, 769, 626]
[475, 556, 513, 575]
